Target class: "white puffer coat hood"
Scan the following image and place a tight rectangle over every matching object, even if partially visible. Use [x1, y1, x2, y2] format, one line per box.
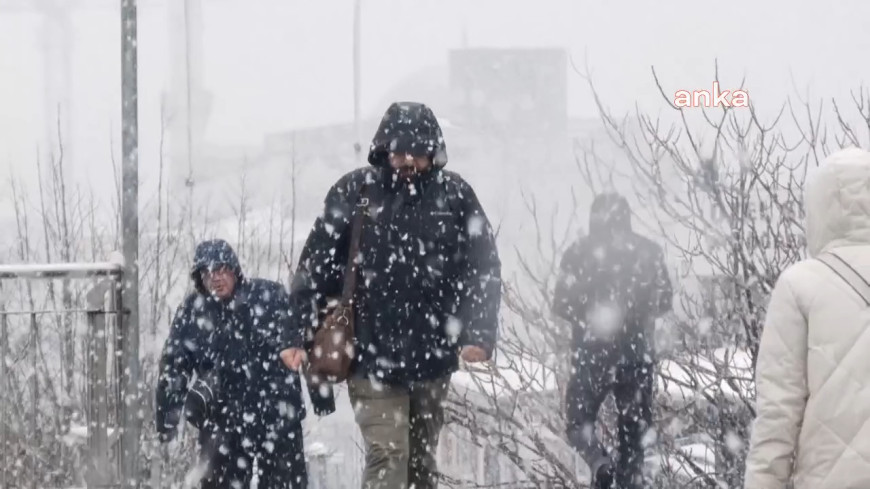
[745, 146, 870, 489]
[805, 146, 870, 256]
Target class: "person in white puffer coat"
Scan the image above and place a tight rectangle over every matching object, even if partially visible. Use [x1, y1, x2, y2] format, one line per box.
[744, 146, 870, 489]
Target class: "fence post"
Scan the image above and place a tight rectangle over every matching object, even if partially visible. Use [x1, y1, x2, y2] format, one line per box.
[112, 280, 125, 484]
[0, 300, 7, 487]
[86, 280, 115, 487]
[29, 312, 38, 489]
[0, 260, 126, 487]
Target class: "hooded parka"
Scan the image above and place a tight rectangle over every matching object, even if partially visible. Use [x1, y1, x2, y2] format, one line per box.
[745, 146, 870, 489]
[289, 102, 502, 386]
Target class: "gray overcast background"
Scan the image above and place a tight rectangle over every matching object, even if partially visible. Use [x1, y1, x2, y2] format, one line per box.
[4, 2, 869, 485]
[1, 0, 869, 218]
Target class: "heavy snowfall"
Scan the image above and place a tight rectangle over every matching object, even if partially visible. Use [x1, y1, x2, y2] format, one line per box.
[2, 1, 870, 488]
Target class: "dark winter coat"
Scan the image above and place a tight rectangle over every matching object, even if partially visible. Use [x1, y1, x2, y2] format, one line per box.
[289, 102, 502, 385]
[553, 193, 673, 365]
[155, 239, 335, 446]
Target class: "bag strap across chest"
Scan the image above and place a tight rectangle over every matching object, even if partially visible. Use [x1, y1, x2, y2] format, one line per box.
[341, 182, 370, 306]
[816, 251, 870, 306]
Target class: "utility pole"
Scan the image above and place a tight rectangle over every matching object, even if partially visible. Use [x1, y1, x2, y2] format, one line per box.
[183, 0, 196, 245]
[166, 0, 207, 244]
[353, 0, 362, 164]
[166, 0, 207, 181]
[0, 0, 76, 171]
[42, 2, 73, 162]
[120, 0, 140, 485]
[1, 1, 124, 178]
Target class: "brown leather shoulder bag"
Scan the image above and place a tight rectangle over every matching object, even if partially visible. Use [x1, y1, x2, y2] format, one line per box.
[305, 184, 369, 384]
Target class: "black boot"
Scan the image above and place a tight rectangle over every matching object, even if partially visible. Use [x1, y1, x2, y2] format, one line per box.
[593, 463, 615, 489]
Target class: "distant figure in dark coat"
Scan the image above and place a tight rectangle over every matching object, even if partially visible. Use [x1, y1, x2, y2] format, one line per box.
[553, 193, 672, 489]
[155, 239, 335, 489]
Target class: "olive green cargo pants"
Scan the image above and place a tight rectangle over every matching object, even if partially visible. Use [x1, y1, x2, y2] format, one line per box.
[347, 375, 451, 489]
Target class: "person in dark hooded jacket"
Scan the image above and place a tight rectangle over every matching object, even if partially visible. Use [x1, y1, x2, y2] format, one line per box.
[155, 239, 335, 489]
[553, 193, 672, 489]
[289, 101, 501, 489]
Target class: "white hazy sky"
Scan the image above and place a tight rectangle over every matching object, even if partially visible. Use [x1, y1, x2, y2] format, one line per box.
[1, 0, 869, 193]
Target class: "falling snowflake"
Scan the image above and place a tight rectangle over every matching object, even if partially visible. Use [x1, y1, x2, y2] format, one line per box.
[585, 302, 624, 339]
[697, 316, 714, 335]
[445, 316, 463, 341]
[263, 441, 275, 454]
[593, 246, 606, 260]
[725, 429, 744, 454]
[467, 215, 485, 236]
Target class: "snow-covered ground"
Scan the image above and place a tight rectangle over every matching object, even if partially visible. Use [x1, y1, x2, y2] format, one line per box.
[659, 347, 754, 406]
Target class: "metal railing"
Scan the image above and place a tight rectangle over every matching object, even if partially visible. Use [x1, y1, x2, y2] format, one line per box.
[0, 255, 139, 488]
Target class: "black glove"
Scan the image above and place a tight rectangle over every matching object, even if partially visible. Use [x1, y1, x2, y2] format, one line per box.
[184, 370, 220, 430]
[594, 463, 615, 489]
[157, 424, 178, 443]
[311, 383, 336, 416]
[157, 408, 181, 443]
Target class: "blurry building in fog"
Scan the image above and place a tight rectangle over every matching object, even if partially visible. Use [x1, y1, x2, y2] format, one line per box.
[166, 45, 697, 295]
[448, 47, 568, 140]
[175, 47, 583, 247]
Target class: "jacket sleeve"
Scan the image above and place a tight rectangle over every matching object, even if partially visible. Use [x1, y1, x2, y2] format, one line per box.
[275, 283, 304, 351]
[288, 176, 357, 335]
[744, 269, 808, 488]
[552, 240, 586, 325]
[275, 283, 336, 416]
[155, 301, 196, 442]
[455, 181, 502, 357]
